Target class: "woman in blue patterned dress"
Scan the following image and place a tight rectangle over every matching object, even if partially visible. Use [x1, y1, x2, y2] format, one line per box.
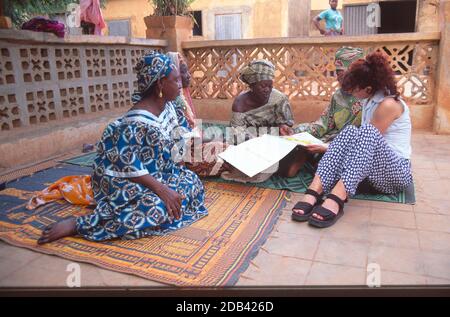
[38, 51, 208, 244]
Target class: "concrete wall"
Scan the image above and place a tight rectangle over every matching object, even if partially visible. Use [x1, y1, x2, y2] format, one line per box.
[433, 0, 450, 133]
[183, 33, 440, 131]
[102, 0, 284, 39]
[417, 0, 440, 32]
[312, 0, 343, 10]
[101, 0, 429, 39]
[102, 0, 153, 38]
[190, 0, 286, 39]
[0, 111, 122, 169]
[312, 0, 412, 9]
[102, 0, 311, 40]
[288, 0, 311, 37]
[0, 30, 167, 168]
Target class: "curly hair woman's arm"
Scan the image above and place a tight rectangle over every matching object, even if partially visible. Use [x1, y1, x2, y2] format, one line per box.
[370, 98, 404, 134]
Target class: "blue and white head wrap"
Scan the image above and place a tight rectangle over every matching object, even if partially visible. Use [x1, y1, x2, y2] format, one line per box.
[131, 50, 175, 104]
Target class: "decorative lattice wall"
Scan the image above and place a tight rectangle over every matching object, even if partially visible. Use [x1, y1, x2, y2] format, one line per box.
[183, 34, 439, 106]
[0, 33, 165, 132]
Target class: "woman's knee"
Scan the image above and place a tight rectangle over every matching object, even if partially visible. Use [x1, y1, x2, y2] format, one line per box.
[341, 125, 358, 136]
[333, 125, 359, 143]
[359, 124, 381, 138]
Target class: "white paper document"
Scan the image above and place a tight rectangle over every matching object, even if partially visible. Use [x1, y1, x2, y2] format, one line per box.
[282, 132, 325, 146]
[218, 134, 298, 178]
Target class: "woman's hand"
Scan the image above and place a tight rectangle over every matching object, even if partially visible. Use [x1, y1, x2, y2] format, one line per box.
[155, 185, 183, 221]
[280, 124, 294, 136]
[131, 174, 183, 221]
[305, 143, 329, 154]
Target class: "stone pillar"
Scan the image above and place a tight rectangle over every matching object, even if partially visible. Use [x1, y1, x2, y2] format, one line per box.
[417, 0, 440, 32]
[288, 0, 310, 37]
[433, 0, 450, 134]
[0, 0, 12, 29]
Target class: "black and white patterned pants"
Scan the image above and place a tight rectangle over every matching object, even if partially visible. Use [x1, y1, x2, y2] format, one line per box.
[316, 124, 413, 196]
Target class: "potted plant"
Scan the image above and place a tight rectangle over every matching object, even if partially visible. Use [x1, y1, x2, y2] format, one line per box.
[144, 0, 195, 51]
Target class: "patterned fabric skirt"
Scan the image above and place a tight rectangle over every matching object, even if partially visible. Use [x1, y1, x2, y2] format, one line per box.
[317, 124, 413, 196]
[76, 167, 207, 241]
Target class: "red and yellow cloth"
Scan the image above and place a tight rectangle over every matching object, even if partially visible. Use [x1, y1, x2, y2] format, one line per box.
[27, 175, 95, 210]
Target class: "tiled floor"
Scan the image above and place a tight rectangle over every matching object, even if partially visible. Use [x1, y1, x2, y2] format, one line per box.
[0, 130, 449, 287]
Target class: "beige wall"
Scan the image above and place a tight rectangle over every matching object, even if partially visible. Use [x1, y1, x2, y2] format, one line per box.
[191, 0, 255, 39]
[312, 0, 344, 10]
[103, 0, 289, 39]
[100, 0, 423, 39]
[253, 0, 285, 37]
[102, 0, 153, 38]
[312, 0, 407, 11]
[433, 0, 450, 133]
[288, 0, 311, 36]
[191, 0, 285, 39]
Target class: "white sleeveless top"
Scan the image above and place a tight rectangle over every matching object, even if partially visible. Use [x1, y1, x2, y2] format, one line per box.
[361, 90, 412, 160]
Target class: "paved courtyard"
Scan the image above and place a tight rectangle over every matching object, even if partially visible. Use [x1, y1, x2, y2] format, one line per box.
[0, 130, 449, 287]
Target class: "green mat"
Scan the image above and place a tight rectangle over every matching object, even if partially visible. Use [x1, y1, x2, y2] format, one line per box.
[212, 169, 415, 204]
[61, 151, 415, 204]
[61, 122, 415, 204]
[60, 151, 97, 167]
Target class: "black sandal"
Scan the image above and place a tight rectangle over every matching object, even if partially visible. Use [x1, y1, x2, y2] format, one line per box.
[291, 188, 323, 222]
[308, 193, 346, 228]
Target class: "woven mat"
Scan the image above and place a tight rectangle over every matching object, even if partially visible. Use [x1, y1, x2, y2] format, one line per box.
[0, 165, 288, 286]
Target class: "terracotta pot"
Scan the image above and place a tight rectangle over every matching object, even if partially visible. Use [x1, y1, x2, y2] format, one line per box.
[144, 15, 193, 29]
[144, 15, 193, 52]
[0, 16, 12, 29]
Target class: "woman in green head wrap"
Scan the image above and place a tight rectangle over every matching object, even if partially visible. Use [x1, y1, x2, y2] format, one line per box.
[222, 59, 298, 182]
[295, 46, 365, 145]
[231, 59, 294, 135]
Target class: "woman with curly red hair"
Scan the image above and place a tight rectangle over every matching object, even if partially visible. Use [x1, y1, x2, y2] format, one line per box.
[291, 51, 413, 228]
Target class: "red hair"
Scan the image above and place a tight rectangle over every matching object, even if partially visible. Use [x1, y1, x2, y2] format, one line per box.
[341, 51, 399, 100]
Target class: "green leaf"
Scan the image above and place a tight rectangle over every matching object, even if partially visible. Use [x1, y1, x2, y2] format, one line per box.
[149, 0, 195, 16]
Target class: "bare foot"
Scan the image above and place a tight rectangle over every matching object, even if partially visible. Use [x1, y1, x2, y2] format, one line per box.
[37, 218, 78, 245]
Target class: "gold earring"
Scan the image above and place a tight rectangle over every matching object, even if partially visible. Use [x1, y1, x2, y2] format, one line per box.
[159, 90, 163, 98]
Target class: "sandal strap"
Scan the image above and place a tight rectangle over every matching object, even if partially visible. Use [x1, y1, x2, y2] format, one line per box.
[311, 205, 338, 221]
[293, 201, 313, 210]
[326, 193, 345, 209]
[305, 188, 322, 200]
[292, 201, 314, 216]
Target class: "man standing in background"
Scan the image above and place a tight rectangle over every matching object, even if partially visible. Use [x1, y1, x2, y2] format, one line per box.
[313, 0, 344, 36]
